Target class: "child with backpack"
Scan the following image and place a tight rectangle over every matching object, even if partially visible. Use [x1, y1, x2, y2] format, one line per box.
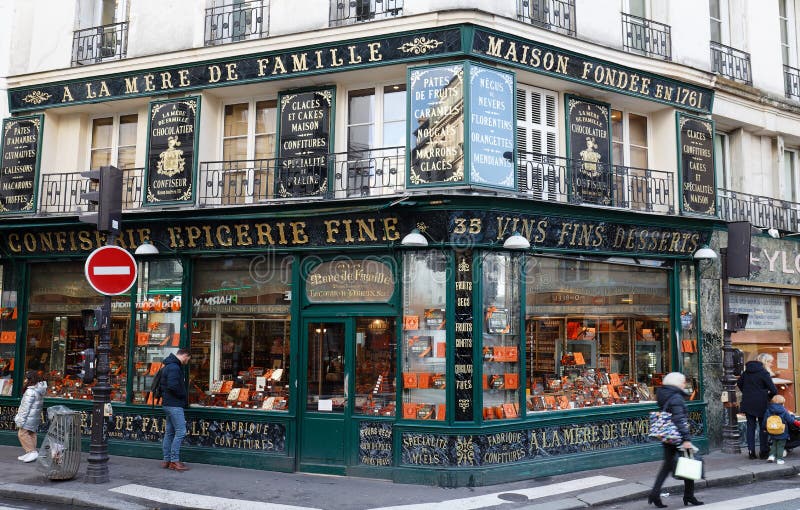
[764, 394, 800, 464]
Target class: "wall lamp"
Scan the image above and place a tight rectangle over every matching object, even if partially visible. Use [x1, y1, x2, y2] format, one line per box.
[503, 232, 531, 250]
[134, 239, 175, 256]
[400, 229, 428, 247]
[692, 244, 718, 260]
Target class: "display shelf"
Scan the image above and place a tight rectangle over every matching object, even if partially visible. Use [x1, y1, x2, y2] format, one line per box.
[401, 327, 446, 420]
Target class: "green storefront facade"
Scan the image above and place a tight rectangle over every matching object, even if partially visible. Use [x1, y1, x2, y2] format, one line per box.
[0, 22, 720, 486]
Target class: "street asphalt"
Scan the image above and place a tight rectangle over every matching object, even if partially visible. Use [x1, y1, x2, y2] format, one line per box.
[0, 444, 798, 509]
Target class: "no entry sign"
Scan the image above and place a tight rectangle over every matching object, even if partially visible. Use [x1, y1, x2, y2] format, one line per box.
[85, 246, 138, 295]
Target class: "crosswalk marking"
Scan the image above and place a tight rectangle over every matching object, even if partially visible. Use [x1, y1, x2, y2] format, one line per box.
[698, 488, 800, 510]
[367, 475, 624, 510]
[110, 484, 322, 510]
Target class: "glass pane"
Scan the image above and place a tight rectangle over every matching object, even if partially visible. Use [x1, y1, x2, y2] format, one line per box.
[307, 322, 346, 413]
[223, 137, 247, 161]
[348, 90, 374, 126]
[679, 263, 699, 399]
[91, 117, 114, 149]
[382, 121, 404, 147]
[0, 267, 18, 396]
[118, 114, 138, 147]
[628, 114, 648, 147]
[383, 86, 406, 122]
[354, 317, 396, 416]
[255, 100, 277, 135]
[224, 103, 249, 137]
[710, 21, 721, 43]
[611, 110, 623, 143]
[612, 141, 624, 166]
[255, 133, 275, 160]
[482, 253, 521, 420]
[630, 146, 648, 168]
[348, 125, 373, 153]
[710, 0, 720, 19]
[714, 133, 727, 188]
[117, 146, 136, 169]
[628, 0, 646, 18]
[91, 149, 112, 169]
[401, 251, 447, 421]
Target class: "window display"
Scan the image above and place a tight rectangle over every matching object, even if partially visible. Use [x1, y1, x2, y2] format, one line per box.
[27, 262, 130, 402]
[189, 256, 292, 410]
[0, 266, 18, 396]
[524, 256, 669, 412]
[679, 263, 700, 399]
[355, 317, 396, 416]
[482, 253, 521, 420]
[402, 251, 447, 420]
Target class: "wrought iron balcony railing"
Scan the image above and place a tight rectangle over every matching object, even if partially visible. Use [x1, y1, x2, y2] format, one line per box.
[72, 21, 129, 66]
[39, 168, 143, 215]
[718, 188, 800, 234]
[621, 13, 671, 61]
[517, 0, 576, 37]
[710, 41, 752, 85]
[785, 65, 800, 101]
[205, 0, 268, 46]
[329, 0, 403, 27]
[517, 152, 675, 214]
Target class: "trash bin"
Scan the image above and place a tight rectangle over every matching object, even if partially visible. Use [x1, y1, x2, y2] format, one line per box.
[37, 405, 81, 480]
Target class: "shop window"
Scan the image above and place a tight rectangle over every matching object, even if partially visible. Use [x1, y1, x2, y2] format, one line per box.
[132, 259, 182, 404]
[189, 256, 292, 411]
[90, 114, 138, 170]
[27, 262, 131, 402]
[0, 266, 18, 396]
[401, 251, 447, 421]
[354, 317, 397, 416]
[481, 253, 521, 420]
[345, 84, 406, 196]
[524, 256, 669, 412]
[679, 263, 700, 399]
[221, 99, 277, 203]
[516, 84, 558, 199]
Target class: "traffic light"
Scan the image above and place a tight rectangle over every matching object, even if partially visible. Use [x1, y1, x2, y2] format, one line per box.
[81, 307, 105, 332]
[79, 165, 123, 233]
[79, 348, 96, 384]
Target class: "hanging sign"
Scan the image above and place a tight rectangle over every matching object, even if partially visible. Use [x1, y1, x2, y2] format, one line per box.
[566, 95, 612, 206]
[144, 96, 200, 205]
[276, 87, 334, 198]
[677, 112, 716, 216]
[0, 115, 43, 214]
[454, 250, 474, 421]
[468, 64, 515, 189]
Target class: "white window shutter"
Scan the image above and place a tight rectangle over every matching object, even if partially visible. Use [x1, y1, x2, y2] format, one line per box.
[516, 84, 558, 199]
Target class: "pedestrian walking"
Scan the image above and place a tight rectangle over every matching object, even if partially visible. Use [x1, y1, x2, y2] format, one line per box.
[161, 348, 191, 471]
[737, 353, 778, 459]
[648, 372, 703, 507]
[763, 394, 800, 464]
[14, 370, 47, 463]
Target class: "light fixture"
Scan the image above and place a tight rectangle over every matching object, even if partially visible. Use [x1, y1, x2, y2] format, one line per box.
[400, 229, 428, 247]
[503, 232, 530, 250]
[134, 240, 159, 256]
[693, 245, 717, 260]
[767, 228, 780, 239]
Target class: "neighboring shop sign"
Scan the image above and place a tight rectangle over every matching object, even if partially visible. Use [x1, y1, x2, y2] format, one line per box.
[729, 293, 788, 330]
[144, 97, 200, 205]
[565, 95, 612, 206]
[454, 251, 474, 421]
[468, 64, 515, 189]
[277, 87, 334, 197]
[472, 29, 713, 114]
[401, 409, 704, 466]
[358, 421, 393, 466]
[0, 115, 43, 214]
[408, 63, 465, 186]
[677, 112, 715, 216]
[305, 258, 395, 303]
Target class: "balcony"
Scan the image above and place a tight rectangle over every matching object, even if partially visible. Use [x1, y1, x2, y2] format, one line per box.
[39, 168, 143, 215]
[71, 22, 128, 66]
[718, 188, 800, 234]
[205, 0, 268, 46]
[517, 0, 576, 37]
[710, 41, 752, 86]
[785, 65, 800, 101]
[621, 13, 671, 61]
[329, 0, 403, 27]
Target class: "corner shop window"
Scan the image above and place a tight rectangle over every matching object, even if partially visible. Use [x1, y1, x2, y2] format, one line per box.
[524, 256, 669, 412]
[482, 252, 521, 420]
[133, 259, 182, 404]
[0, 266, 18, 396]
[190, 256, 292, 410]
[354, 317, 396, 416]
[679, 263, 700, 399]
[401, 251, 447, 420]
[28, 261, 131, 402]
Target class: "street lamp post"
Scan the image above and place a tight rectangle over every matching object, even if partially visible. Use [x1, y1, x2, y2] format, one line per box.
[719, 247, 741, 454]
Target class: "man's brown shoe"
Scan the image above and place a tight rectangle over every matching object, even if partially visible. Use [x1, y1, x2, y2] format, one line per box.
[161, 461, 171, 469]
[169, 461, 190, 472]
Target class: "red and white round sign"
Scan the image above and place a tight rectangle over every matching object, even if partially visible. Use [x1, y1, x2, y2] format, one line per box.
[85, 246, 138, 295]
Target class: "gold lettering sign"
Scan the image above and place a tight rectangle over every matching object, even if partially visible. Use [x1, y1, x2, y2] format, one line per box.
[306, 259, 395, 303]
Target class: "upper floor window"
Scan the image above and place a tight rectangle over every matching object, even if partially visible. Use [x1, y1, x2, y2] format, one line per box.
[90, 114, 137, 170]
[73, 0, 129, 65]
[611, 110, 648, 169]
[205, 0, 268, 46]
[714, 132, 730, 190]
[330, 0, 403, 27]
[782, 149, 799, 202]
[780, 0, 798, 67]
[76, 0, 128, 28]
[709, 0, 728, 45]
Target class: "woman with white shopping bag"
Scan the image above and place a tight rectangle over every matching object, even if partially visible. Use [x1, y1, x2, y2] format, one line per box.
[648, 372, 703, 507]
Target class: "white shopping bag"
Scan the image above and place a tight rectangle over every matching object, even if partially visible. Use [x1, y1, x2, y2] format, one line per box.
[674, 450, 703, 481]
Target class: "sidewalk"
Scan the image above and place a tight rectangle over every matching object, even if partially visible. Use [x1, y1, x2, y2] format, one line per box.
[0, 444, 797, 510]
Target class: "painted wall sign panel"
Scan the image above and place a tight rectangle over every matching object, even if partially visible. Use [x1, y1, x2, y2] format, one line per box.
[468, 65, 515, 188]
[276, 88, 334, 197]
[408, 64, 465, 186]
[565, 95, 612, 206]
[305, 259, 394, 303]
[358, 421, 393, 466]
[0, 115, 43, 214]
[729, 293, 788, 330]
[144, 97, 200, 205]
[454, 250, 474, 421]
[677, 113, 716, 216]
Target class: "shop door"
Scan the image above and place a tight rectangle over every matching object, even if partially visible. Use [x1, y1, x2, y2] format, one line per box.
[299, 319, 350, 473]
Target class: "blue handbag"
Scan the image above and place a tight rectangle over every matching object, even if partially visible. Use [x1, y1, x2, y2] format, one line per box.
[649, 402, 682, 445]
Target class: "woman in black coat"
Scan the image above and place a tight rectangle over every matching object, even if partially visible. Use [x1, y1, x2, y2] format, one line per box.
[648, 372, 703, 507]
[737, 354, 778, 459]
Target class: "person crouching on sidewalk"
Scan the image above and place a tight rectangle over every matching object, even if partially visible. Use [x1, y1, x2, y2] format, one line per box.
[764, 394, 800, 464]
[13, 371, 46, 463]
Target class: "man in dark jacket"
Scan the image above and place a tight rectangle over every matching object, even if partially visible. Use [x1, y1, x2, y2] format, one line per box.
[737, 358, 778, 459]
[161, 349, 190, 471]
